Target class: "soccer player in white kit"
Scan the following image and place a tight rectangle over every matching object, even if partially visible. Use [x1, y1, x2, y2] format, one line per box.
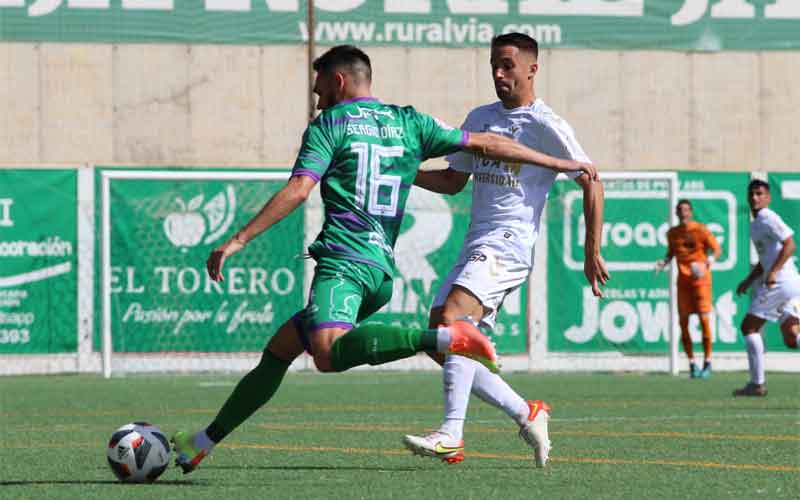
[403, 33, 609, 466]
[733, 179, 800, 397]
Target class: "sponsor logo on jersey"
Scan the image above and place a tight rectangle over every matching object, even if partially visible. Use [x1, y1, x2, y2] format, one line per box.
[468, 251, 487, 262]
[346, 106, 395, 120]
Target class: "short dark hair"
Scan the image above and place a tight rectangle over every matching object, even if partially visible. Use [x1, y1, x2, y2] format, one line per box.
[491, 32, 539, 59]
[748, 179, 770, 193]
[676, 199, 692, 210]
[313, 45, 372, 84]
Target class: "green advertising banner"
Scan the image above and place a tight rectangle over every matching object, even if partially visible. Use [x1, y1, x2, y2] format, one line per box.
[99, 170, 305, 353]
[368, 186, 528, 354]
[0, 1, 798, 50]
[547, 172, 759, 353]
[762, 172, 800, 343]
[98, 171, 527, 355]
[675, 172, 753, 352]
[0, 169, 77, 354]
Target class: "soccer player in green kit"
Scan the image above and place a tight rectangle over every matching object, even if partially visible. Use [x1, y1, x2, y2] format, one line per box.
[172, 45, 596, 473]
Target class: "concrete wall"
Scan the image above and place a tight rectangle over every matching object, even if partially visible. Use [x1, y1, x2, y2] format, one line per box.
[1, 43, 799, 171]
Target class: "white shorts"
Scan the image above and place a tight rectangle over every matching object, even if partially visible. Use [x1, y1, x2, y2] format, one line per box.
[431, 243, 530, 329]
[748, 278, 800, 324]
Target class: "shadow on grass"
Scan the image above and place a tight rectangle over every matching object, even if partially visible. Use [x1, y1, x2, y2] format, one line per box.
[0, 480, 201, 486]
[207, 464, 423, 472]
[206, 464, 521, 472]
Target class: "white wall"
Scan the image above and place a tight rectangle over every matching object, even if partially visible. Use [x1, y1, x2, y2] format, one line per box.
[1, 43, 799, 171]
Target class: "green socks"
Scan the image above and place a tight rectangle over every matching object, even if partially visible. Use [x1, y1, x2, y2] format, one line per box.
[330, 323, 438, 372]
[206, 348, 290, 443]
[206, 324, 442, 441]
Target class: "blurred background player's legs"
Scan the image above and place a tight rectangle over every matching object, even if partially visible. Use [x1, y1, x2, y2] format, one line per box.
[734, 314, 767, 397]
[699, 313, 713, 377]
[678, 283, 714, 379]
[678, 313, 698, 378]
[696, 284, 714, 378]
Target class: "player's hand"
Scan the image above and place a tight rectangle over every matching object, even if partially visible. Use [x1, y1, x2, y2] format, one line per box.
[654, 259, 667, 274]
[206, 236, 246, 282]
[555, 159, 597, 181]
[577, 162, 598, 181]
[765, 271, 778, 288]
[584, 254, 610, 297]
[736, 280, 750, 296]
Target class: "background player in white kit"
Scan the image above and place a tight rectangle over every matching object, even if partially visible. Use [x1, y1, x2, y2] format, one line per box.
[733, 179, 800, 397]
[403, 33, 609, 466]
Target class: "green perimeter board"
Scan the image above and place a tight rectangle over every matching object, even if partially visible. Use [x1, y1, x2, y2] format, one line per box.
[0, 1, 799, 50]
[0, 169, 78, 354]
[760, 172, 800, 344]
[671, 172, 754, 352]
[547, 176, 674, 353]
[94, 170, 527, 355]
[544, 172, 785, 354]
[95, 169, 305, 353]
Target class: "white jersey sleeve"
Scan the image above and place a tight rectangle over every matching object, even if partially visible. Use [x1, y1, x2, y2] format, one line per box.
[534, 117, 590, 181]
[752, 208, 799, 284]
[763, 209, 794, 241]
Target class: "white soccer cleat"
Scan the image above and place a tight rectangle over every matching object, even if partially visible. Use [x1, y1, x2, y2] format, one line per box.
[518, 400, 551, 468]
[402, 431, 465, 464]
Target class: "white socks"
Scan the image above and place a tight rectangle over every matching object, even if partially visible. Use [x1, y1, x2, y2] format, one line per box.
[438, 355, 477, 440]
[436, 326, 452, 353]
[471, 362, 530, 426]
[744, 333, 765, 385]
[438, 354, 530, 440]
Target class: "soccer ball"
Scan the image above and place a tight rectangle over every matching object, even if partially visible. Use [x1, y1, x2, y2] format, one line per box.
[106, 422, 171, 483]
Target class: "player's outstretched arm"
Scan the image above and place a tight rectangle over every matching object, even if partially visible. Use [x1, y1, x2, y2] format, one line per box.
[414, 168, 470, 195]
[463, 132, 597, 180]
[206, 175, 317, 282]
[577, 174, 609, 297]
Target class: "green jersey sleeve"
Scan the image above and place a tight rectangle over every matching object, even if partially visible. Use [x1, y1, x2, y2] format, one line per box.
[415, 112, 469, 161]
[291, 114, 341, 181]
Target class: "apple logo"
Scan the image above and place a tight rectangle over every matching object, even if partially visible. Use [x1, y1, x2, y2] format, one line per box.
[164, 195, 206, 252]
[162, 186, 237, 252]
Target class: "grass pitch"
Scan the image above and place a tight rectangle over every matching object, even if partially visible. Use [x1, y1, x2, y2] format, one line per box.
[1, 370, 797, 500]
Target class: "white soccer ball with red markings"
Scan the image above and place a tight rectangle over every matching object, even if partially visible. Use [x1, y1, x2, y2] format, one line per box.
[106, 422, 171, 483]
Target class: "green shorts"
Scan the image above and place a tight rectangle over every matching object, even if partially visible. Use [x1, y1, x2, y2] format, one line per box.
[292, 257, 393, 351]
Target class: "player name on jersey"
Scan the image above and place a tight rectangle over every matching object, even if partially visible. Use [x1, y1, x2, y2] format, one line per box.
[345, 123, 404, 139]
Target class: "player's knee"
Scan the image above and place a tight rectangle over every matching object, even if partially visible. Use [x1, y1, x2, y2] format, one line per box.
[428, 307, 445, 328]
[740, 322, 754, 336]
[780, 322, 800, 348]
[312, 351, 335, 372]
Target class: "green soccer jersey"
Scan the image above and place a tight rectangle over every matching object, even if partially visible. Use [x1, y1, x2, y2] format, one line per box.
[292, 97, 467, 276]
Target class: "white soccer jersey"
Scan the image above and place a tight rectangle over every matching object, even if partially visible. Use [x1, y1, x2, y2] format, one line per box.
[432, 100, 588, 327]
[445, 99, 587, 268]
[751, 208, 799, 284]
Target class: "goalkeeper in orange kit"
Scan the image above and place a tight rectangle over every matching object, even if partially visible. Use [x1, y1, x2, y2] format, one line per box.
[656, 199, 722, 378]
